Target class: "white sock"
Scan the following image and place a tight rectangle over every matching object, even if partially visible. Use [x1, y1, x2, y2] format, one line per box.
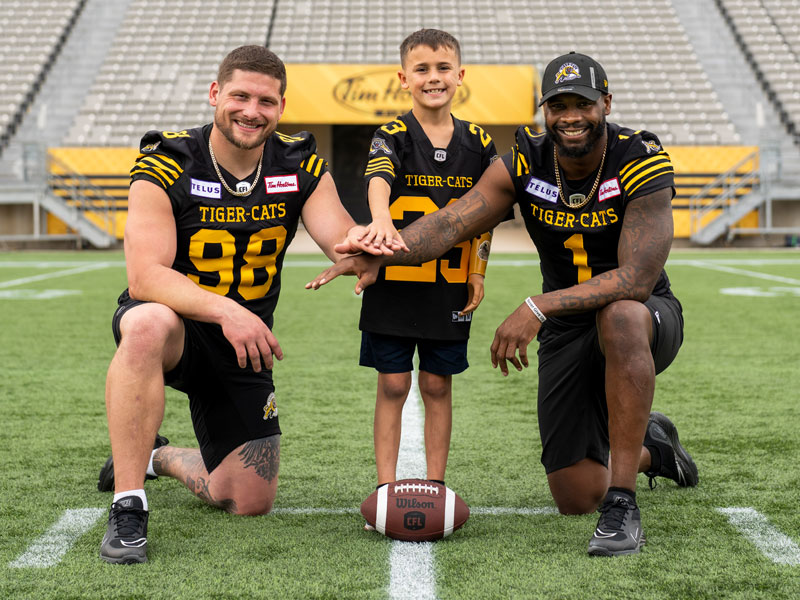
[114, 489, 148, 511]
[146, 448, 159, 478]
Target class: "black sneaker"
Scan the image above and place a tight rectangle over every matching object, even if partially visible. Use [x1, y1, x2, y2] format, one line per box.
[98, 434, 169, 492]
[99, 495, 149, 564]
[587, 490, 646, 557]
[644, 412, 698, 489]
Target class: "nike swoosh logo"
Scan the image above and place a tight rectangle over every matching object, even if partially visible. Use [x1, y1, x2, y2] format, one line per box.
[593, 529, 618, 539]
[120, 537, 147, 548]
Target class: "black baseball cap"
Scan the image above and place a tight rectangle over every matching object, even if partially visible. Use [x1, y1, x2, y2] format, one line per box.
[538, 51, 609, 106]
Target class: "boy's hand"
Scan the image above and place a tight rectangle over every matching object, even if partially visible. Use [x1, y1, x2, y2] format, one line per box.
[460, 273, 485, 315]
[360, 217, 409, 252]
[341, 225, 404, 256]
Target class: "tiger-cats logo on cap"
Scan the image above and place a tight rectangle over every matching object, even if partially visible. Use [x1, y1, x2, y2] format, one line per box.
[555, 63, 581, 84]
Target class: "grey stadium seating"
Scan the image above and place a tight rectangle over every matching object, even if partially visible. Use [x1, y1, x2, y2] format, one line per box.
[3, 0, 800, 148]
[0, 0, 83, 147]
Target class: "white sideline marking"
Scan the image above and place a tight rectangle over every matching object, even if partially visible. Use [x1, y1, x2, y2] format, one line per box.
[9, 508, 105, 568]
[389, 370, 437, 600]
[717, 507, 800, 565]
[471, 507, 559, 516]
[0, 263, 111, 289]
[681, 260, 800, 286]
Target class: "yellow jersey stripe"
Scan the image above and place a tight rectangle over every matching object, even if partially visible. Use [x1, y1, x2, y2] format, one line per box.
[138, 153, 182, 177]
[620, 159, 673, 191]
[627, 168, 675, 196]
[130, 168, 168, 188]
[620, 152, 669, 178]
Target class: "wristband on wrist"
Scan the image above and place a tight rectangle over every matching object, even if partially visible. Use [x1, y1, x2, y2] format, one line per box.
[524, 297, 546, 323]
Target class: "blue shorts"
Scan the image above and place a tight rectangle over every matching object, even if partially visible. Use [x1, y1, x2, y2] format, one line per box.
[359, 331, 469, 375]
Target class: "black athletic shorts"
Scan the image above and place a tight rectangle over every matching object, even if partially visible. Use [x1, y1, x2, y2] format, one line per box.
[359, 331, 469, 375]
[536, 293, 683, 474]
[112, 290, 281, 473]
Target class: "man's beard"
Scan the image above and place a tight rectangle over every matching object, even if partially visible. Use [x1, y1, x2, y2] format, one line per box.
[547, 116, 606, 159]
[214, 112, 272, 150]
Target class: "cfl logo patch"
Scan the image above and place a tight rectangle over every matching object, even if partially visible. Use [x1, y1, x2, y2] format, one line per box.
[452, 312, 472, 323]
[404, 511, 426, 530]
[263, 392, 278, 420]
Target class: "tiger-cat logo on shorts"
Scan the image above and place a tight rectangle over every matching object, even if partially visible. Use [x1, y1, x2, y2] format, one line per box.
[263, 392, 278, 420]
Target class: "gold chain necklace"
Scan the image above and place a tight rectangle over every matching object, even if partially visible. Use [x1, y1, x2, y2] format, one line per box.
[208, 137, 263, 197]
[553, 140, 607, 209]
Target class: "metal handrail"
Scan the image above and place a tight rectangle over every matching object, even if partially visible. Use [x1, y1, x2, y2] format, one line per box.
[688, 149, 760, 237]
[46, 151, 117, 236]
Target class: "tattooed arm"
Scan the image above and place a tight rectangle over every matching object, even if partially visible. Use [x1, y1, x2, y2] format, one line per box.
[490, 187, 674, 375]
[308, 160, 516, 292]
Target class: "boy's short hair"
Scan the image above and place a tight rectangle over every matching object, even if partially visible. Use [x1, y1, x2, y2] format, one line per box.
[399, 29, 461, 66]
[217, 45, 287, 96]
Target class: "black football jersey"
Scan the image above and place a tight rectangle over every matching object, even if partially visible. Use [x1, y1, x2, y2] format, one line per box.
[129, 124, 327, 328]
[502, 122, 677, 328]
[360, 111, 497, 340]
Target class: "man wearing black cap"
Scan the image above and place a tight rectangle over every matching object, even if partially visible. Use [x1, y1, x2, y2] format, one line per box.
[308, 52, 699, 556]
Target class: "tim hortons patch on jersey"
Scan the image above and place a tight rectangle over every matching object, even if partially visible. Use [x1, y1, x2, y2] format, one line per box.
[265, 175, 299, 194]
[525, 177, 559, 203]
[598, 178, 621, 202]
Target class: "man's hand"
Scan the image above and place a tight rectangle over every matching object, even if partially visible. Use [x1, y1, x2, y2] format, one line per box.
[490, 300, 543, 376]
[220, 301, 283, 371]
[305, 254, 381, 295]
[460, 273, 485, 315]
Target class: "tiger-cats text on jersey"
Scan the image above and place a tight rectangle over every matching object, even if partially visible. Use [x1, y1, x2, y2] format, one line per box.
[129, 124, 327, 329]
[360, 111, 497, 340]
[502, 122, 678, 329]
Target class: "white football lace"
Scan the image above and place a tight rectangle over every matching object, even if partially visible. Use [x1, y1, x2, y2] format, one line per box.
[393, 483, 440, 495]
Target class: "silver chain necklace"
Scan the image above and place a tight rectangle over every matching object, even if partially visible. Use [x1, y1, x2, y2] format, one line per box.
[208, 137, 263, 197]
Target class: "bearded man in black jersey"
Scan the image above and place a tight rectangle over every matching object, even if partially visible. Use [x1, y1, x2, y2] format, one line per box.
[96, 45, 397, 564]
[309, 52, 699, 557]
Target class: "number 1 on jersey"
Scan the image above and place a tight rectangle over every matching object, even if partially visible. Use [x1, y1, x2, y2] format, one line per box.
[564, 233, 592, 283]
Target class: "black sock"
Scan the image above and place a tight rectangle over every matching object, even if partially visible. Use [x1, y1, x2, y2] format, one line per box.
[608, 486, 636, 502]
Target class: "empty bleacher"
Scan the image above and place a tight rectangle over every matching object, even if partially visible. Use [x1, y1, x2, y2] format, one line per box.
[65, 0, 275, 146]
[0, 0, 84, 150]
[718, 0, 800, 143]
[53, 0, 738, 147]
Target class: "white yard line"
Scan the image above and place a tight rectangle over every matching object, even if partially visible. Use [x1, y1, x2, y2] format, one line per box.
[9, 508, 106, 569]
[679, 260, 800, 285]
[0, 263, 112, 289]
[717, 507, 800, 566]
[389, 370, 437, 600]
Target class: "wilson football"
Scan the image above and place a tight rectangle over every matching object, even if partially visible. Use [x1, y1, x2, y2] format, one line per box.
[360, 479, 470, 542]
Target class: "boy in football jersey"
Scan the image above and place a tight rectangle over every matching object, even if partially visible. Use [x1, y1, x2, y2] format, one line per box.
[96, 45, 396, 564]
[310, 52, 698, 556]
[358, 29, 497, 500]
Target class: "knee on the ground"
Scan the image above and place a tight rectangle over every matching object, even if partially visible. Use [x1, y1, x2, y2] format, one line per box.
[228, 491, 275, 516]
[554, 490, 605, 515]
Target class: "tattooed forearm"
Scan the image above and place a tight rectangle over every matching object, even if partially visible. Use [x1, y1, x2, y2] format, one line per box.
[238, 434, 280, 482]
[538, 188, 673, 316]
[386, 189, 497, 266]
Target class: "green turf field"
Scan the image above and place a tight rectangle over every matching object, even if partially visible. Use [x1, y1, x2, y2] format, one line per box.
[2, 248, 799, 599]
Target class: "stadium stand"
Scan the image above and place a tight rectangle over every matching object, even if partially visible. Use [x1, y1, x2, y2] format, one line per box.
[1, 0, 799, 247]
[0, 0, 85, 153]
[716, 0, 800, 146]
